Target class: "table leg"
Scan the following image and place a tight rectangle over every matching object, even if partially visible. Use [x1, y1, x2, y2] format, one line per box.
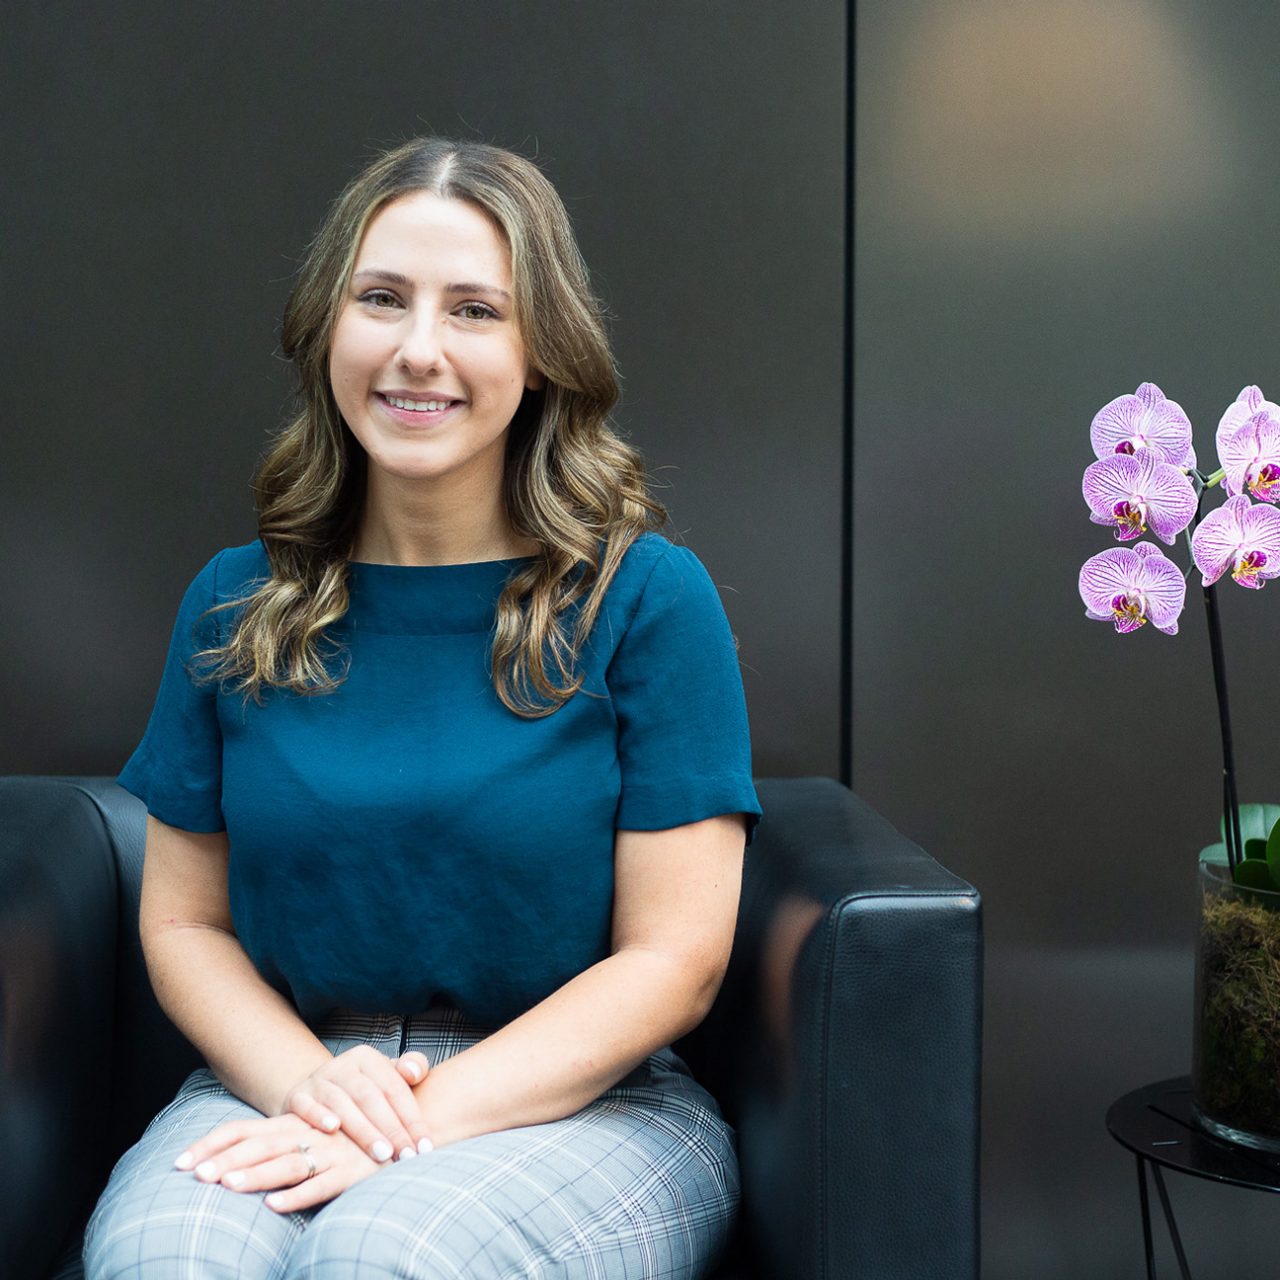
[1137, 1157, 1157, 1280]
[1150, 1163, 1193, 1280]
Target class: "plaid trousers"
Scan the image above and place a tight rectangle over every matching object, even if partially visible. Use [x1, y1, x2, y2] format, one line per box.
[82, 1003, 740, 1279]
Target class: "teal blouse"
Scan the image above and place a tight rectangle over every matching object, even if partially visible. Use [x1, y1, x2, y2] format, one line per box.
[117, 533, 763, 1029]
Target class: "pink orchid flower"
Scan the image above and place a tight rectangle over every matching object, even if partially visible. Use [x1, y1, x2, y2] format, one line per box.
[1079, 542, 1185, 634]
[1090, 382, 1196, 468]
[1215, 384, 1280, 459]
[1082, 450, 1197, 545]
[1190, 494, 1280, 589]
[1217, 408, 1280, 504]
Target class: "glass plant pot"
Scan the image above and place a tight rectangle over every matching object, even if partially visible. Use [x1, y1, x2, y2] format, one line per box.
[1192, 860, 1280, 1153]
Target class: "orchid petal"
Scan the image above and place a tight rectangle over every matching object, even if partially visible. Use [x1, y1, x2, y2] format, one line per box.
[1236, 502, 1280, 586]
[1083, 453, 1196, 544]
[1217, 387, 1280, 487]
[1246, 416, 1280, 503]
[1079, 547, 1141, 614]
[1091, 382, 1195, 467]
[1078, 542, 1184, 634]
[1083, 455, 1145, 537]
[1219, 411, 1267, 497]
[1133, 548, 1186, 633]
[1142, 458, 1199, 543]
[1091, 394, 1147, 458]
[1192, 495, 1252, 586]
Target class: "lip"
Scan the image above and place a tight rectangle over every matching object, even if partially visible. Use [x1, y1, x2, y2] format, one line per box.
[375, 392, 464, 428]
[378, 389, 464, 404]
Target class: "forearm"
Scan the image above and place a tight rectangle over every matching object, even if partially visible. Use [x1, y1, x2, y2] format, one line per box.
[411, 948, 713, 1148]
[143, 923, 331, 1116]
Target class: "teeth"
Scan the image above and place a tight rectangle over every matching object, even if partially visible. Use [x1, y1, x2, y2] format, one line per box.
[385, 396, 455, 411]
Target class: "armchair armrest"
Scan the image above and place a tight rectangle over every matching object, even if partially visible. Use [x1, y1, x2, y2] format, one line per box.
[0, 777, 121, 1280]
[676, 777, 983, 1280]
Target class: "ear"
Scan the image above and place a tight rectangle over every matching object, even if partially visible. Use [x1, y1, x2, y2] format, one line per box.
[526, 368, 546, 392]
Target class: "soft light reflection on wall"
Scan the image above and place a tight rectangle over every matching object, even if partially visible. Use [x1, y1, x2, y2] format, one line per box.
[870, 0, 1238, 240]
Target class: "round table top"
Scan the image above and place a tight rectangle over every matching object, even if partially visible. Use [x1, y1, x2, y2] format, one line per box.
[1107, 1076, 1280, 1193]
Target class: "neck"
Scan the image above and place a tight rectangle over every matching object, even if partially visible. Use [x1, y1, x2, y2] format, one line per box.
[351, 474, 538, 567]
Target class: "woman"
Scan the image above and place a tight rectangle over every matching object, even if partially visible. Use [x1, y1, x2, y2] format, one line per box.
[85, 134, 762, 1279]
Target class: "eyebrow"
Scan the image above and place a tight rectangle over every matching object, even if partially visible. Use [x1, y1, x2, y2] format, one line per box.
[351, 269, 511, 303]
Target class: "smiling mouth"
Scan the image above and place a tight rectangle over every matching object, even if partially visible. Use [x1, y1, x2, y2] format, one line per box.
[377, 393, 462, 409]
[375, 393, 464, 424]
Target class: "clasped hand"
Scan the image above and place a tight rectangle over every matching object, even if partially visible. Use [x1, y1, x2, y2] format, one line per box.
[174, 1046, 434, 1212]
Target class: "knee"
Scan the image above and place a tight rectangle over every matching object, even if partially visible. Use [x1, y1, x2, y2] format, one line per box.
[84, 1178, 297, 1280]
[284, 1204, 559, 1280]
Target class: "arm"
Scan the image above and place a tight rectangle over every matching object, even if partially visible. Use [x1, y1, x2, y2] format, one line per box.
[138, 812, 334, 1118]
[409, 811, 746, 1148]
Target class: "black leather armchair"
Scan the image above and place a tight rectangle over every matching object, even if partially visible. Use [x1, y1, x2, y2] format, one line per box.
[1, 774, 982, 1280]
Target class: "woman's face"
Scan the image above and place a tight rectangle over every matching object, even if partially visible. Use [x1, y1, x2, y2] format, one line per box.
[328, 190, 543, 491]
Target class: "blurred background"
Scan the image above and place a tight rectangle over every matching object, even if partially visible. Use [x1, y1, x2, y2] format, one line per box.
[855, 0, 1280, 1275]
[5, 0, 1279, 1275]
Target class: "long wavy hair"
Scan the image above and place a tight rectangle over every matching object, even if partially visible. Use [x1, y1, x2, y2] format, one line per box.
[192, 135, 668, 716]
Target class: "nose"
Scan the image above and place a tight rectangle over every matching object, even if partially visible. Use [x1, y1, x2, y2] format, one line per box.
[395, 306, 448, 373]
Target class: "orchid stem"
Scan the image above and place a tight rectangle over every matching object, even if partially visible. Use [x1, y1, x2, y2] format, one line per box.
[1204, 582, 1243, 872]
[1189, 468, 1242, 871]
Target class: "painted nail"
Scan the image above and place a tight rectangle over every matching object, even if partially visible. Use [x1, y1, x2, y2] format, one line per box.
[372, 1140, 393, 1162]
[321, 1114, 340, 1131]
[225, 1171, 246, 1188]
[266, 1193, 284, 1210]
[195, 1161, 218, 1181]
[398, 1146, 417, 1160]
[174, 1151, 195, 1170]
[417, 1136, 434, 1154]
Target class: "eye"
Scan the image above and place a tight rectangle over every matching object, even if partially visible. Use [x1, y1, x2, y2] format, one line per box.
[460, 301, 499, 321]
[359, 288, 400, 308]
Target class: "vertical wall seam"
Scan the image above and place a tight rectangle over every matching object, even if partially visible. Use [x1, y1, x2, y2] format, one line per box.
[841, 0, 856, 791]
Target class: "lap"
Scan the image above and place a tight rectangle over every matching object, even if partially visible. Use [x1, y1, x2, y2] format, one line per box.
[84, 1005, 740, 1280]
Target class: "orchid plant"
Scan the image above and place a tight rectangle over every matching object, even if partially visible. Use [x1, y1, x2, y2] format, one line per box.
[1078, 383, 1280, 883]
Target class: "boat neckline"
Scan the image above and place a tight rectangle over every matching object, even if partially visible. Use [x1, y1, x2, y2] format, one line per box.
[347, 555, 539, 569]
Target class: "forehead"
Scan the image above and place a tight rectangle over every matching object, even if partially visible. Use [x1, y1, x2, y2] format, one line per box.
[354, 191, 511, 284]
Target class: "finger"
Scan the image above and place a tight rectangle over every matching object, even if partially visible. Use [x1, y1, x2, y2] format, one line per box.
[222, 1149, 317, 1194]
[344, 1067, 419, 1161]
[311, 1077, 400, 1163]
[176, 1118, 268, 1171]
[391, 1055, 436, 1153]
[265, 1168, 348, 1214]
[285, 1088, 341, 1135]
[356, 1060, 426, 1155]
[194, 1130, 308, 1184]
[396, 1052, 430, 1085]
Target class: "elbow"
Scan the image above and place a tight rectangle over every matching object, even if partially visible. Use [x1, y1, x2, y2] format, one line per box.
[687, 962, 729, 1031]
[645, 948, 727, 1036]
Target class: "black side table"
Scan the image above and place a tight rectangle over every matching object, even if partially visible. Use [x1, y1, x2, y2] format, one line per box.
[1106, 1076, 1280, 1279]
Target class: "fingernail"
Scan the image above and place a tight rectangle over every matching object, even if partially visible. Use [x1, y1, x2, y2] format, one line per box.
[399, 1146, 417, 1160]
[266, 1193, 284, 1209]
[174, 1151, 194, 1170]
[372, 1140, 393, 1162]
[404, 1061, 423, 1081]
[417, 1136, 434, 1154]
[225, 1171, 246, 1188]
[322, 1114, 340, 1131]
[195, 1161, 218, 1181]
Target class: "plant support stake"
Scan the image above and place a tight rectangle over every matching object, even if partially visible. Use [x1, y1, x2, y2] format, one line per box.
[1189, 468, 1243, 873]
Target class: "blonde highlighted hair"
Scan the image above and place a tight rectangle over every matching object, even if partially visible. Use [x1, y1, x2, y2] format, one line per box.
[192, 134, 667, 716]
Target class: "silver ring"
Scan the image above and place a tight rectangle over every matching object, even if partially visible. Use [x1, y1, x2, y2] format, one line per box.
[297, 1141, 317, 1180]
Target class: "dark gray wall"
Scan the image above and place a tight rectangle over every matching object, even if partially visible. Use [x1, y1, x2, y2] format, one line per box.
[855, 0, 1277, 951]
[856, 1, 1280, 1274]
[2, 1, 845, 784]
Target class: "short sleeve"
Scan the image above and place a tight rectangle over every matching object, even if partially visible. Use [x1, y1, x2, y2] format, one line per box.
[608, 542, 763, 846]
[116, 550, 228, 833]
